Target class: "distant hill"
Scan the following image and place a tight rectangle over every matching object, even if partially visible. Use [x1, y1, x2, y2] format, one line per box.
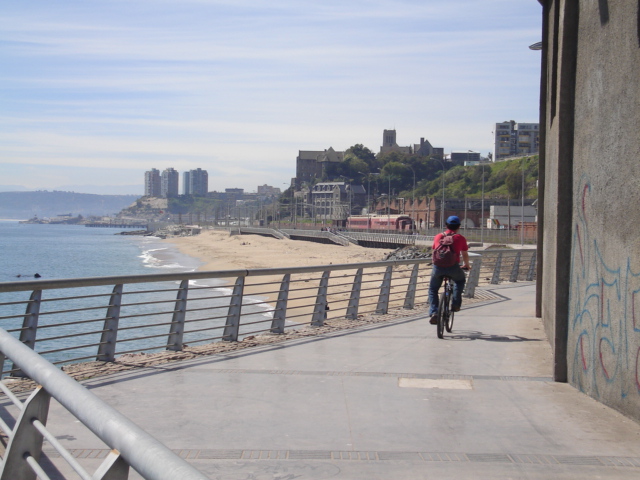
[0, 191, 140, 219]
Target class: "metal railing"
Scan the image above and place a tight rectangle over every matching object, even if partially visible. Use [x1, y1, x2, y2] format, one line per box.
[0, 260, 438, 371]
[0, 328, 209, 480]
[0, 252, 536, 373]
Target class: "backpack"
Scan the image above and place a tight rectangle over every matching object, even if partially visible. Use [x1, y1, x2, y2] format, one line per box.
[432, 232, 457, 267]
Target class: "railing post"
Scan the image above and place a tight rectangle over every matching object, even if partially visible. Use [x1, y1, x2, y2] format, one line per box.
[346, 268, 363, 319]
[0, 386, 50, 480]
[93, 450, 130, 480]
[167, 280, 189, 351]
[97, 284, 123, 362]
[491, 252, 503, 285]
[464, 257, 482, 298]
[10, 290, 43, 377]
[223, 277, 245, 341]
[526, 250, 537, 281]
[20, 290, 42, 350]
[509, 251, 522, 282]
[270, 274, 290, 334]
[375, 265, 393, 314]
[311, 271, 330, 326]
[403, 263, 420, 309]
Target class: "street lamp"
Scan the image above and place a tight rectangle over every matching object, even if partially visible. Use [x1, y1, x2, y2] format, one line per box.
[481, 163, 485, 245]
[404, 164, 416, 228]
[358, 171, 379, 215]
[430, 158, 446, 228]
[521, 158, 525, 246]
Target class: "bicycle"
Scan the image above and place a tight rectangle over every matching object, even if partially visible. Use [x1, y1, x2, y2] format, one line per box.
[435, 266, 469, 339]
[436, 276, 455, 339]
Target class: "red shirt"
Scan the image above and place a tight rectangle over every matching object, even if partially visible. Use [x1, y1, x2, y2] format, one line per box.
[432, 230, 469, 265]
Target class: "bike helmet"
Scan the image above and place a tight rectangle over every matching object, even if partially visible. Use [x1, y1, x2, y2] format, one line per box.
[446, 215, 461, 226]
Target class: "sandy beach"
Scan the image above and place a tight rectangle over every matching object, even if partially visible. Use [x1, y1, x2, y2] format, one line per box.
[166, 229, 400, 322]
[168, 229, 393, 272]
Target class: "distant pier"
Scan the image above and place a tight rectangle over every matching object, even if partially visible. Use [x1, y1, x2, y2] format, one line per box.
[85, 223, 148, 229]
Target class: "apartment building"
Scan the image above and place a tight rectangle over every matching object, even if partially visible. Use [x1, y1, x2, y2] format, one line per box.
[494, 120, 540, 160]
[161, 168, 179, 198]
[183, 168, 208, 196]
[144, 168, 161, 197]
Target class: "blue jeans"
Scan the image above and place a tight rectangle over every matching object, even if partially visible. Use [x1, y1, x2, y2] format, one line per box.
[428, 265, 467, 316]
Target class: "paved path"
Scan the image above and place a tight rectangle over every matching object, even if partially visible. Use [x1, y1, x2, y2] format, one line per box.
[45, 283, 640, 479]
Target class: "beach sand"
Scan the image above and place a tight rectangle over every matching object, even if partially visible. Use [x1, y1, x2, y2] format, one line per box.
[167, 229, 393, 272]
[166, 229, 402, 323]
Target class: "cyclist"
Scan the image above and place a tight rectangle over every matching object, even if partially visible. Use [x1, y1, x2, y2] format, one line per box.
[429, 216, 471, 324]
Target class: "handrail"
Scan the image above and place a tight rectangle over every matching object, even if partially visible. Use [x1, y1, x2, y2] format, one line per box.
[0, 328, 209, 480]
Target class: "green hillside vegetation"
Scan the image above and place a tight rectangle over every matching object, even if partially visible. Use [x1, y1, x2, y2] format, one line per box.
[298, 143, 538, 201]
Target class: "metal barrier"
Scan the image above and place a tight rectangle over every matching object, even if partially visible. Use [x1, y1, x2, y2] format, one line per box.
[0, 260, 436, 371]
[0, 252, 536, 372]
[0, 329, 209, 480]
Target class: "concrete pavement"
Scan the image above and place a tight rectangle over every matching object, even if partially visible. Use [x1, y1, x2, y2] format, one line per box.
[43, 283, 640, 479]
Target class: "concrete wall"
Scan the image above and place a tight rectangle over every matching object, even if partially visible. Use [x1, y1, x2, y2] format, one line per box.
[538, 0, 640, 420]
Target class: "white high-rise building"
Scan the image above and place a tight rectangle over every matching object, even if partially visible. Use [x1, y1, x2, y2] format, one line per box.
[144, 168, 161, 197]
[494, 121, 540, 160]
[161, 168, 179, 197]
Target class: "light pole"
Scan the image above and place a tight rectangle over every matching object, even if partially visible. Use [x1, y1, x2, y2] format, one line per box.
[430, 158, 446, 228]
[521, 158, 525, 246]
[387, 174, 392, 232]
[481, 163, 485, 245]
[405, 164, 416, 228]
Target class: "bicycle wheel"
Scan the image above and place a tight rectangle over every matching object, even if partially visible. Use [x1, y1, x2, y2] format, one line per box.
[445, 285, 455, 333]
[436, 290, 446, 339]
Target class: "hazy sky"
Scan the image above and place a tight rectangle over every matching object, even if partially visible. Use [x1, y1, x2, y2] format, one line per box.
[0, 1, 542, 194]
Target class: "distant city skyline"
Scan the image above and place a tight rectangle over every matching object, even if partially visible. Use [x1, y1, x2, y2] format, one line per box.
[0, 1, 542, 195]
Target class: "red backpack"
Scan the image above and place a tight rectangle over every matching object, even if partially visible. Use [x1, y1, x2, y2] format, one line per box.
[432, 232, 457, 267]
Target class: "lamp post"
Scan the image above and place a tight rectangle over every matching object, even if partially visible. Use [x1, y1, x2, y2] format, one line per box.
[387, 174, 392, 232]
[405, 164, 416, 228]
[430, 158, 446, 228]
[481, 163, 485, 245]
[521, 158, 525, 246]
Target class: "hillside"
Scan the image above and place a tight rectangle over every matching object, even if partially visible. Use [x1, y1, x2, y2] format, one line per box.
[0, 191, 140, 219]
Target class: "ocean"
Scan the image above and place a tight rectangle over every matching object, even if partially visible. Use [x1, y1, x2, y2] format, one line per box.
[0, 221, 270, 365]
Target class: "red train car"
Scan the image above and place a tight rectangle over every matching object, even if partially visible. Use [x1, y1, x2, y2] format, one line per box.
[347, 215, 414, 231]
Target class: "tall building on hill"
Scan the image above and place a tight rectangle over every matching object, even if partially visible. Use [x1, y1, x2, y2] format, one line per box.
[494, 120, 540, 160]
[161, 168, 179, 197]
[379, 129, 412, 155]
[144, 168, 161, 197]
[183, 168, 208, 195]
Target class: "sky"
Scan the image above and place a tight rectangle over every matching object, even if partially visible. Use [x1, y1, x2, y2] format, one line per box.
[0, 0, 543, 195]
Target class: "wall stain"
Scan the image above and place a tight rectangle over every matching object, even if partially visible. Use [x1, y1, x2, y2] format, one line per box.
[570, 175, 640, 403]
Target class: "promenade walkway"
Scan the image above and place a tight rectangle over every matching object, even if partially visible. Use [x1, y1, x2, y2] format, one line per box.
[46, 283, 640, 479]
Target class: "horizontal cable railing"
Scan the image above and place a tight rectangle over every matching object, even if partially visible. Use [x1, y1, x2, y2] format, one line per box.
[0, 252, 537, 374]
[0, 260, 436, 372]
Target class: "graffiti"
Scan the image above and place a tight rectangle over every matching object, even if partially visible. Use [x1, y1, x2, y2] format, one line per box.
[570, 174, 640, 403]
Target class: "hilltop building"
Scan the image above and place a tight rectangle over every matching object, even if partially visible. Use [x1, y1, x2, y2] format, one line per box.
[379, 129, 412, 156]
[160, 168, 179, 198]
[295, 148, 344, 189]
[183, 168, 208, 196]
[144, 168, 161, 197]
[257, 185, 281, 197]
[494, 120, 540, 160]
[451, 151, 481, 166]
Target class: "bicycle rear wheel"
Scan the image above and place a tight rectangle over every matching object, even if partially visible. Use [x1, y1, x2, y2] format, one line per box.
[446, 309, 455, 333]
[436, 290, 446, 339]
[445, 285, 455, 332]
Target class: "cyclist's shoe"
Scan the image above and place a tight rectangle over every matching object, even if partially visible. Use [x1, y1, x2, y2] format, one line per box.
[452, 305, 461, 312]
[429, 314, 438, 324]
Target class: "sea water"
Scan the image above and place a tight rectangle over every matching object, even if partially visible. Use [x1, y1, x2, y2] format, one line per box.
[0, 221, 270, 365]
